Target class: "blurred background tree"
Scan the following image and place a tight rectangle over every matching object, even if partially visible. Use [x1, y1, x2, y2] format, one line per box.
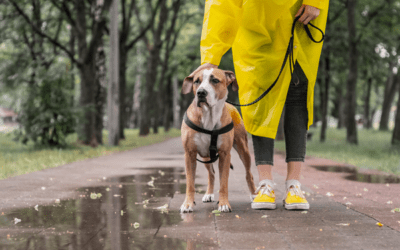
[0, 0, 399, 148]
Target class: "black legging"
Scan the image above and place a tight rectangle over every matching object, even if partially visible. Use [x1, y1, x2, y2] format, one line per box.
[252, 61, 308, 165]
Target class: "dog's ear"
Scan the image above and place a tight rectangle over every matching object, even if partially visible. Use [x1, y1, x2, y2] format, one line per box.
[225, 71, 238, 91]
[181, 76, 194, 95]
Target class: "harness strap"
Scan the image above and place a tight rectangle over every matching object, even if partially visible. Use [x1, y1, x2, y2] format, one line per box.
[183, 112, 234, 164]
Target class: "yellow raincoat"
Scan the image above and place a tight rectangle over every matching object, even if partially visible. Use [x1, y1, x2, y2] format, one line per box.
[200, 0, 329, 139]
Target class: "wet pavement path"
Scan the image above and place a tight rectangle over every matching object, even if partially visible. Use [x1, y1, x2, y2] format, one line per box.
[0, 137, 399, 249]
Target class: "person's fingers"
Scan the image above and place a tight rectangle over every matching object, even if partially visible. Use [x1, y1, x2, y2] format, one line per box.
[303, 15, 314, 25]
[295, 4, 305, 17]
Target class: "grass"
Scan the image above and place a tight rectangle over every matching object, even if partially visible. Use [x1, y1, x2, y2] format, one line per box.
[0, 128, 181, 180]
[274, 126, 400, 175]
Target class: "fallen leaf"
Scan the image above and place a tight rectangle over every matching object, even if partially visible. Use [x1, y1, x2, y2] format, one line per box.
[356, 193, 362, 197]
[147, 180, 155, 187]
[376, 222, 383, 227]
[215, 214, 220, 216]
[14, 218, 21, 224]
[301, 211, 308, 214]
[391, 208, 400, 213]
[34, 205, 38, 211]
[345, 202, 352, 206]
[41, 187, 46, 190]
[157, 204, 169, 214]
[386, 183, 390, 187]
[158, 170, 165, 176]
[305, 192, 311, 196]
[313, 185, 319, 189]
[90, 193, 98, 199]
[261, 215, 268, 218]
[235, 215, 240, 219]
[363, 188, 368, 192]
[326, 192, 334, 197]
[212, 210, 221, 214]
[133, 222, 140, 229]
[337, 223, 350, 226]
[143, 199, 149, 204]
[143, 204, 147, 209]
[55, 199, 60, 204]
[387, 201, 393, 204]
[97, 193, 102, 198]
[106, 188, 110, 191]
[121, 210, 124, 216]
[343, 197, 347, 200]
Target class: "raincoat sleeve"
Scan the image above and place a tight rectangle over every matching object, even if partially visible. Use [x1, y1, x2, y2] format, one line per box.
[200, 0, 243, 66]
[302, 0, 329, 10]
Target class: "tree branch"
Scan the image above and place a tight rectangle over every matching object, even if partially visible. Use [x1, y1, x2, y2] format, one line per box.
[8, 0, 81, 66]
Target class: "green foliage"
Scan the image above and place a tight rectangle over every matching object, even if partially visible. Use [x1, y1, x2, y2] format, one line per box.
[0, 128, 181, 180]
[275, 126, 400, 174]
[14, 66, 77, 147]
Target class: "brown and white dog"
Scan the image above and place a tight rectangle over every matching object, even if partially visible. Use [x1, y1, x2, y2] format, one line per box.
[180, 67, 257, 213]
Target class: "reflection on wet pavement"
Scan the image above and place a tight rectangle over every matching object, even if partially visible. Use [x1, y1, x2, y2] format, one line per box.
[0, 167, 215, 249]
[311, 165, 400, 184]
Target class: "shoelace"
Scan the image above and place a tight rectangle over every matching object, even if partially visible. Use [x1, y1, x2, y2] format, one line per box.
[287, 185, 305, 199]
[255, 183, 274, 196]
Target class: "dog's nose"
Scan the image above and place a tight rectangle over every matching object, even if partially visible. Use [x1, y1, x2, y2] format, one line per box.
[197, 89, 208, 98]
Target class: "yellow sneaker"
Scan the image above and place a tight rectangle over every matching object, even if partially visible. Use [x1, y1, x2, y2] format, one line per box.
[283, 180, 309, 210]
[251, 180, 277, 210]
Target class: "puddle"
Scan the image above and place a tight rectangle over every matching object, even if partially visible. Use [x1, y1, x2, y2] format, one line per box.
[310, 165, 357, 174]
[311, 165, 400, 184]
[345, 173, 400, 184]
[0, 167, 216, 249]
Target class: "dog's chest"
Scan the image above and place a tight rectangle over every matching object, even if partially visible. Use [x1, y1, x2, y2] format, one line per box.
[193, 114, 224, 158]
[194, 132, 223, 158]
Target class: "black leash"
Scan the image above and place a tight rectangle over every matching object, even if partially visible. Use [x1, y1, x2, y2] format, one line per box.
[226, 15, 325, 107]
[184, 112, 234, 164]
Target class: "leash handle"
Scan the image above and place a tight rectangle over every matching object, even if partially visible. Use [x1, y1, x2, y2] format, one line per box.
[227, 16, 325, 107]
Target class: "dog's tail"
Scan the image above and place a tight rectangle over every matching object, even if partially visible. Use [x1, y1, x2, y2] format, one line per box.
[230, 164, 234, 170]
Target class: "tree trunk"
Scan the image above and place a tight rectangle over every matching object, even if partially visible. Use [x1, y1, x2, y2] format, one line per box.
[320, 48, 330, 142]
[139, 0, 168, 136]
[119, 42, 127, 139]
[108, 0, 120, 146]
[163, 76, 172, 132]
[152, 90, 160, 134]
[363, 75, 372, 129]
[172, 75, 181, 129]
[95, 42, 107, 145]
[392, 86, 400, 145]
[380, 65, 399, 131]
[345, 0, 358, 144]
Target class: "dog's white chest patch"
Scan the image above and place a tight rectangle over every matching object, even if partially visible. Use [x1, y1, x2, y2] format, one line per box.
[194, 132, 223, 158]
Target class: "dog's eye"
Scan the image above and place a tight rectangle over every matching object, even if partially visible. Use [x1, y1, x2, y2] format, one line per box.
[212, 78, 220, 84]
[194, 79, 200, 84]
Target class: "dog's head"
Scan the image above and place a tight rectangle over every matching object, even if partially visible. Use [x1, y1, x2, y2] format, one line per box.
[181, 68, 238, 108]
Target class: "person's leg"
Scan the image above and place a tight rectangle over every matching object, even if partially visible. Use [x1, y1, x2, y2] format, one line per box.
[283, 61, 310, 210]
[251, 134, 274, 182]
[284, 61, 308, 180]
[251, 134, 276, 209]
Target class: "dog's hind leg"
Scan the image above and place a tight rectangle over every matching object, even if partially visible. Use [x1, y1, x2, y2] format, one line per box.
[233, 129, 257, 196]
[202, 161, 215, 203]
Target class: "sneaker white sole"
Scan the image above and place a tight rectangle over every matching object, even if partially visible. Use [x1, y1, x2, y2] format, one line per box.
[283, 201, 310, 210]
[251, 202, 277, 210]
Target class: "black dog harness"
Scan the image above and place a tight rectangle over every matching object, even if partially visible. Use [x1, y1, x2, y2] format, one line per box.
[184, 112, 233, 164]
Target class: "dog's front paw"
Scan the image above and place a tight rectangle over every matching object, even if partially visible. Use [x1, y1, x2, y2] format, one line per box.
[180, 201, 195, 213]
[202, 193, 214, 203]
[218, 201, 232, 213]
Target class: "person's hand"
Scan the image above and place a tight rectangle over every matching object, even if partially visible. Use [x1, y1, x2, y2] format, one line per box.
[295, 4, 320, 25]
[189, 63, 218, 77]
